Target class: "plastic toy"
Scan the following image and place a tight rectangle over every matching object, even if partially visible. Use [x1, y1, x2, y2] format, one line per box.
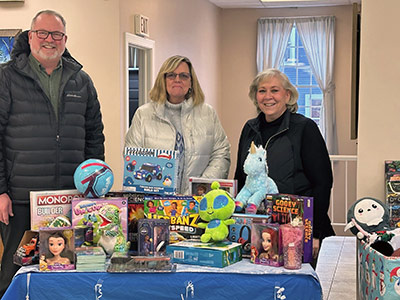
[134, 163, 162, 182]
[235, 141, 278, 214]
[98, 204, 130, 255]
[197, 181, 235, 243]
[74, 159, 114, 198]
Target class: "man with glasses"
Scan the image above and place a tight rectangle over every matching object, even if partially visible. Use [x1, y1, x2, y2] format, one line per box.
[0, 10, 105, 296]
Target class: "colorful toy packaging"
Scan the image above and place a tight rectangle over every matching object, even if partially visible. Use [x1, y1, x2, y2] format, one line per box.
[228, 213, 271, 258]
[13, 231, 39, 266]
[166, 240, 242, 268]
[123, 147, 180, 195]
[137, 218, 170, 256]
[144, 195, 204, 242]
[263, 194, 313, 263]
[188, 177, 238, 197]
[280, 223, 304, 270]
[39, 228, 75, 271]
[71, 197, 128, 246]
[250, 222, 282, 267]
[30, 189, 83, 231]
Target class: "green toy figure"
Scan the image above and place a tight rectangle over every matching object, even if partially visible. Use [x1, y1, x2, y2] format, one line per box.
[198, 181, 236, 243]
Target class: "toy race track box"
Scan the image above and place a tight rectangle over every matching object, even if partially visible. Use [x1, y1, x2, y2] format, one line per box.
[123, 147, 180, 195]
[39, 227, 75, 271]
[137, 218, 170, 256]
[263, 194, 314, 263]
[144, 195, 204, 242]
[228, 213, 271, 258]
[13, 230, 39, 266]
[30, 189, 83, 231]
[188, 177, 238, 197]
[105, 191, 148, 254]
[358, 239, 400, 299]
[166, 240, 242, 268]
[71, 197, 128, 245]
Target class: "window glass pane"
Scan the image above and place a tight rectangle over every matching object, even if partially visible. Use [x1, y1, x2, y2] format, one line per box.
[298, 47, 308, 65]
[298, 68, 311, 86]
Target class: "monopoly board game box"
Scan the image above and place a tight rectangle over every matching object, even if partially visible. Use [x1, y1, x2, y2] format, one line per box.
[144, 195, 204, 242]
[228, 213, 271, 258]
[30, 190, 83, 231]
[166, 240, 242, 268]
[358, 240, 400, 299]
[188, 177, 238, 197]
[263, 194, 313, 263]
[123, 147, 180, 195]
[71, 197, 128, 244]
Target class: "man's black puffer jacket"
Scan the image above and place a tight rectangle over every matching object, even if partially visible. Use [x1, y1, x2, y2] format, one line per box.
[0, 30, 105, 204]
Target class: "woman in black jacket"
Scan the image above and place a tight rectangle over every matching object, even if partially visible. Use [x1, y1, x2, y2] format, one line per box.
[234, 68, 335, 262]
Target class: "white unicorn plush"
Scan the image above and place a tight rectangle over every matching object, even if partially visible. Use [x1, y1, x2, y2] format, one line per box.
[235, 141, 278, 214]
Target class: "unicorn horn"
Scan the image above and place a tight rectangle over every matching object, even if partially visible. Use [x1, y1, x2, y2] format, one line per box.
[250, 141, 256, 154]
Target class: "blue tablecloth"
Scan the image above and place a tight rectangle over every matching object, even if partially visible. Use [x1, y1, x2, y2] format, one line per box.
[3, 260, 322, 300]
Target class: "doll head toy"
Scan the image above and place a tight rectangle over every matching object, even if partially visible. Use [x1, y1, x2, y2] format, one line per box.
[235, 141, 278, 214]
[46, 231, 71, 265]
[197, 181, 236, 243]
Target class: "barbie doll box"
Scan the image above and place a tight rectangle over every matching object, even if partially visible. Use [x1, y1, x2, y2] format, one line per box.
[123, 147, 180, 195]
[166, 240, 242, 268]
[71, 197, 128, 245]
[30, 189, 83, 231]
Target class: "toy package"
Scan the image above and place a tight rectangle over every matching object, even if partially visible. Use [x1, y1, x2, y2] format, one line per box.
[30, 189, 83, 231]
[108, 252, 176, 273]
[123, 147, 180, 195]
[71, 197, 128, 246]
[137, 218, 169, 256]
[280, 223, 304, 270]
[384, 161, 400, 227]
[13, 231, 39, 266]
[144, 196, 204, 242]
[166, 240, 242, 268]
[75, 246, 106, 271]
[188, 177, 238, 197]
[250, 222, 282, 267]
[39, 228, 75, 271]
[228, 213, 271, 258]
[263, 194, 313, 263]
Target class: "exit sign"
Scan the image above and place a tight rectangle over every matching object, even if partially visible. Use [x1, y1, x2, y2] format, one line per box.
[134, 14, 149, 37]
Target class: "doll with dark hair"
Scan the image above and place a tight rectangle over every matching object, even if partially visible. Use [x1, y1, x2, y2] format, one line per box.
[45, 232, 71, 265]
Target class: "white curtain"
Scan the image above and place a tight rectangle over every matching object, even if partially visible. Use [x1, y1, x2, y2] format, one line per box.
[257, 18, 294, 72]
[296, 16, 337, 154]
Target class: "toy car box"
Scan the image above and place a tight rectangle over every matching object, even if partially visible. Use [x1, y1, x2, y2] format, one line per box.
[13, 230, 39, 266]
[144, 195, 204, 242]
[188, 177, 238, 197]
[71, 197, 128, 244]
[228, 213, 271, 258]
[123, 147, 180, 195]
[166, 240, 242, 268]
[30, 189, 83, 231]
[358, 240, 400, 299]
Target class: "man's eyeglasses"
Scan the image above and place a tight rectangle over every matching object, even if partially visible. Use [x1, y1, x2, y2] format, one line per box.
[165, 72, 191, 81]
[31, 30, 65, 41]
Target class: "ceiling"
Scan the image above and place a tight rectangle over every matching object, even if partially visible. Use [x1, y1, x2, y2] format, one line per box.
[208, 0, 361, 9]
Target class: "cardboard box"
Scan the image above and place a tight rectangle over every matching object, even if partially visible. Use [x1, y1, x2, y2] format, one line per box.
[13, 230, 39, 266]
[123, 147, 180, 195]
[30, 190, 83, 231]
[228, 213, 271, 258]
[166, 240, 242, 268]
[358, 240, 400, 299]
[188, 177, 238, 197]
[137, 218, 169, 256]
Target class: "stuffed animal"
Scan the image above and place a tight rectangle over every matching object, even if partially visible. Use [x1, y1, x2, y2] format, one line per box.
[345, 197, 400, 256]
[197, 181, 235, 243]
[235, 141, 278, 214]
[98, 204, 130, 255]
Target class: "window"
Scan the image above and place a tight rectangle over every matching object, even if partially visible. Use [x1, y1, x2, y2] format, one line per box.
[279, 24, 323, 127]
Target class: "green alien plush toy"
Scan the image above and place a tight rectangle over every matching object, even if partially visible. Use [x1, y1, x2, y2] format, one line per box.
[198, 181, 236, 243]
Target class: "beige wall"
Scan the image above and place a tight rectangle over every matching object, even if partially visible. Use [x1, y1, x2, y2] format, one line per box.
[357, 0, 399, 199]
[1, 1, 356, 194]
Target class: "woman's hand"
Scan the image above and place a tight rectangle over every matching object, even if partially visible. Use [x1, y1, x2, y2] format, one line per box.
[312, 237, 320, 258]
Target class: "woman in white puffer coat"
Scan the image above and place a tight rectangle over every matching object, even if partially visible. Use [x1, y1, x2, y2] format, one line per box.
[125, 55, 231, 194]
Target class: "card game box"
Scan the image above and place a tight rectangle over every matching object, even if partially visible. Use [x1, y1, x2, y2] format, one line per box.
[228, 213, 271, 258]
[137, 218, 169, 256]
[39, 228, 75, 271]
[166, 240, 242, 268]
[71, 197, 128, 244]
[188, 177, 238, 197]
[30, 189, 83, 231]
[123, 147, 180, 195]
[144, 195, 204, 242]
[263, 194, 313, 263]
